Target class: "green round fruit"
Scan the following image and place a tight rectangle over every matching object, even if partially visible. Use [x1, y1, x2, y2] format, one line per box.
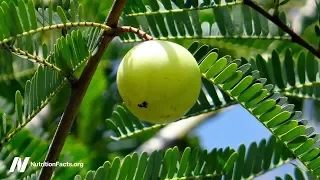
[117, 40, 201, 124]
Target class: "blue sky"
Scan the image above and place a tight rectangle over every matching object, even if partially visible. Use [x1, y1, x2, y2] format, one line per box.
[193, 104, 296, 179]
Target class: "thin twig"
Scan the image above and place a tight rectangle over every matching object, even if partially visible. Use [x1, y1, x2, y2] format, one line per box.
[120, 34, 291, 43]
[243, 0, 320, 59]
[2, 44, 70, 78]
[38, 0, 128, 179]
[0, 22, 113, 46]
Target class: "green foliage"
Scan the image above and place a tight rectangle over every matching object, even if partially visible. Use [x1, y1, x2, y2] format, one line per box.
[0, 0, 114, 151]
[119, 0, 291, 57]
[23, 171, 40, 180]
[76, 146, 238, 180]
[275, 167, 317, 180]
[0, 0, 82, 49]
[0, 30, 92, 147]
[0, 130, 47, 179]
[195, 41, 320, 176]
[0, 49, 33, 114]
[0, 0, 84, 119]
[251, 49, 320, 101]
[0, 0, 84, 117]
[77, 136, 298, 180]
[1, 0, 320, 179]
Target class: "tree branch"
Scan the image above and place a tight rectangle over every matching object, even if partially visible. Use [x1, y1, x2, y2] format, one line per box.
[243, 0, 320, 59]
[38, 0, 127, 179]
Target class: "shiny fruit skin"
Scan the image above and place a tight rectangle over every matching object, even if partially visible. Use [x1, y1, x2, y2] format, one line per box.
[117, 40, 201, 124]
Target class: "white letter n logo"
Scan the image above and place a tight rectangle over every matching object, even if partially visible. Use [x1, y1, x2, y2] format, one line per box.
[9, 157, 30, 173]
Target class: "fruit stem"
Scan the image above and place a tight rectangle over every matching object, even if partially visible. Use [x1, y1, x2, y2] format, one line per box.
[118, 26, 154, 41]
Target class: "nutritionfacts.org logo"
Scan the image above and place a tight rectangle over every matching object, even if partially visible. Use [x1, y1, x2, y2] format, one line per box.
[9, 157, 30, 173]
[8, 157, 84, 173]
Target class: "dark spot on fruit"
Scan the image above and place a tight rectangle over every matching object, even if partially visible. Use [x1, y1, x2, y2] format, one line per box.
[138, 101, 148, 108]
